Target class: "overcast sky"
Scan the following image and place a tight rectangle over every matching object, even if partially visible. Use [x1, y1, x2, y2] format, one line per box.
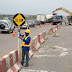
[0, 0, 72, 15]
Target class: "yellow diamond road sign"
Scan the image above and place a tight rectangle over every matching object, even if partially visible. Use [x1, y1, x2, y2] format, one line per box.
[13, 13, 25, 26]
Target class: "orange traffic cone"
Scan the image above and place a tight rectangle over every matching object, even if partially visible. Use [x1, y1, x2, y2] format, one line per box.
[12, 31, 15, 37]
[44, 24, 45, 27]
[48, 23, 49, 26]
[40, 24, 41, 28]
[51, 22, 53, 25]
[35, 25, 37, 29]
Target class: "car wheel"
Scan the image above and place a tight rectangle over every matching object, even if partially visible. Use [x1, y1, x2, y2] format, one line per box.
[33, 25, 35, 27]
[11, 30, 13, 33]
[8, 29, 11, 34]
[28, 27, 29, 29]
[8, 31, 11, 34]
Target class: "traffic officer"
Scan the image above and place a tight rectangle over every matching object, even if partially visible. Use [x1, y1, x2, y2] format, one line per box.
[18, 29, 31, 67]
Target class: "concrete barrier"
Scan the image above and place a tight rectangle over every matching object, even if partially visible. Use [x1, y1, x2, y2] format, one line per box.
[51, 27, 54, 33]
[38, 32, 45, 44]
[30, 36, 40, 51]
[48, 27, 54, 35]
[57, 23, 61, 29]
[0, 50, 22, 72]
[53, 28, 59, 37]
[29, 50, 34, 58]
[43, 30, 48, 40]
[52, 24, 61, 37]
[48, 27, 51, 35]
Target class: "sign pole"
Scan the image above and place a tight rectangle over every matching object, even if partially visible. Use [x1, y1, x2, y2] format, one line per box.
[18, 26, 20, 58]
[13, 13, 25, 61]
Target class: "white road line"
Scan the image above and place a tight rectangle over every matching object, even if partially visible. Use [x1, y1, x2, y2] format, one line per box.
[20, 69, 48, 72]
[38, 50, 49, 53]
[55, 46, 68, 51]
[59, 52, 68, 57]
[33, 55, 57, 57]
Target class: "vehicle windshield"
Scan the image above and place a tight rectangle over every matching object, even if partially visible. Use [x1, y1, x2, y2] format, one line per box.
[25, 21, 27, 24]
[0, 21, 7, 24]
[48, 16, 54, 20]
[34, 21, 38, 23]
[28, 20, 33, 23]
[67, 16, 72, 20]
[3, 17, 10, 20]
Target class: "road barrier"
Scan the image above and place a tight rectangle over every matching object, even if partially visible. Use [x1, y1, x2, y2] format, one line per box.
[53, 24, 61, 37]
[48, 27, 54, 35]
[0, 50, 22, 72]
[30, 36, 40, 51]
[57, 23, 61, 29]
[43, 30, 48, 40]
[38, 32, 45, 44]
[29, 50, 34, 58]
[51, 27, 54, 33]
[53, 28, 59, 37]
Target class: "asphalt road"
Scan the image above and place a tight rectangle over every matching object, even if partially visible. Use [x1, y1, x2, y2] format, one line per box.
[20, 24, 72, 72]
[0, 24, 52, 58]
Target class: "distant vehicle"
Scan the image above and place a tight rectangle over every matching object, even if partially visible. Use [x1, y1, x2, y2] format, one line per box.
[0, 20, 14, 33]
[67, 16, 72, 25]
[57, 15, 63, 20]
[34, 20, 41, 25]
[27, 20, 35, 27]
[37, 14, 46, 24]
[37, 14, 53, 24]
[3, 17, 11, 20]
[52, 7, 72, 25]
[20, 22, 29, 29]
[47, 16, 62, 25]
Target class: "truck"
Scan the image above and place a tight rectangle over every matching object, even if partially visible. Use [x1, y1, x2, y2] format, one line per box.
[52, 7, 72, 25]
[37, 14, 54, 24]
[67, 16, 72, 25]
[46, 15, 62, 25]
[37, 14, 46, 24]
[37, 14, 62, 25]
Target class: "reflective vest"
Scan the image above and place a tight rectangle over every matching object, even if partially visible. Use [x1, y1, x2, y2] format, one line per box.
[22, 35, 30, 47]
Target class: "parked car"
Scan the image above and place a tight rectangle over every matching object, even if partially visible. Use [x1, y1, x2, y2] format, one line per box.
[3, 17, 11, 20]
[27, 20, 35, 27]
[0, 20, 14, 33]
[20, 22, 29, 29]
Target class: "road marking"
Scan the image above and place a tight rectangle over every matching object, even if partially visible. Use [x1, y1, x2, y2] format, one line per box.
[20, 69, 48, 72]
[59, 52, 68, 56]
[34, 46, 69, 57]
[38, 50, 49, 53]
[50, 71, 56, 72]
[55, 46, 67, 51]
[33, 55, 57, 57]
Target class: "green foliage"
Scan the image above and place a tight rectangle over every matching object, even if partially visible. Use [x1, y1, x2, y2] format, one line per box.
[25, 15, 37, 20]
[49, 46, 56, 49]
[0, 15, 37, 21]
